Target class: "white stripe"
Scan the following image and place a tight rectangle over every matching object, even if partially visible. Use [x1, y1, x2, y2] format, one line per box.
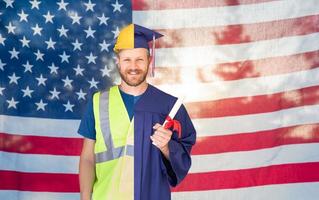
[154, 32, 319, 67]
[0, 191, 79, 200]
[159, 67, 319, 103]
[172, 182, 319, 200]
[133, 0, 319, 29]
[0, 115, 81, 138]
[0, 151, 79, 174]
[190, 143, 319, 173]
[193, 104, 319, 137]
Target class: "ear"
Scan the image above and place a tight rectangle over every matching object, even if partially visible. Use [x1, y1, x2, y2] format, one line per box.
[115, 56, 119, 65]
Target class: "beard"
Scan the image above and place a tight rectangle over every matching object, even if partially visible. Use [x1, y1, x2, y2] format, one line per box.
[119, 68, 148, 87]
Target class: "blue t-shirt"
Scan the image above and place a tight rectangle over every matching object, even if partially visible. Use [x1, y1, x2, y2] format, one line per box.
[77, 89, 141, 140]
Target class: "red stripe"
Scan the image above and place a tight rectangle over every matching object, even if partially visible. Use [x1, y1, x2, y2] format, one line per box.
[0, 170, 79, 192]
[0, 133, 83, 156]
[192, 123, 319, 155]
[150, 51, 319, 85]
[172, 162, 319, 191]
[186, 85, 319, 119]
[132, 0, 274, 10]
[154, 15, 319, 48]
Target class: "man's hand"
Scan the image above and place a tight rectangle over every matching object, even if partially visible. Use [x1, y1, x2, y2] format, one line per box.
[150, 123, 173, 159]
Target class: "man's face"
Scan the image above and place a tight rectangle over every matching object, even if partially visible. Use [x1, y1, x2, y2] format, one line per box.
[117, 48, 150, 87]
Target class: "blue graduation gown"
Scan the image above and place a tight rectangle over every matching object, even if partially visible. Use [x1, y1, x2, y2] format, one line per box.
[134, 85, 196, 200]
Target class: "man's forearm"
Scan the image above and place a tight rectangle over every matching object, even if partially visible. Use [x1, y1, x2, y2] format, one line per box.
[79, 157, 95, 200]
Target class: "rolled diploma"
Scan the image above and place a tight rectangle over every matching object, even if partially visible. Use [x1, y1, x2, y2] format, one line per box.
[162, 97, 184, 126]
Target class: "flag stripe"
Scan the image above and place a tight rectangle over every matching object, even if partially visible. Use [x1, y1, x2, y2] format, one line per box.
[155, 32, 319, 67]
[0, 170, 79, 192]
[193, 123, 319, 155]
[155, 15, 319, 48]
[0, 191, 79, 200]
[185, 85, 319, 119]
[133, 0, 319, 29]
[0, 115, 80, 138]
[2, 142, 318, 176]
[172, 182, 319, 200]
[194, 104, 319, 137]
[0, 132, 82, 155]
[158, 67, 319, 103]
[132, 0, 275, 10]
[0, 151, 79, 174]
[190, 143, 319, 173]
[150, 50, 319, 85]
[172, 162, 319, 191]
[2, 122, 319, 157]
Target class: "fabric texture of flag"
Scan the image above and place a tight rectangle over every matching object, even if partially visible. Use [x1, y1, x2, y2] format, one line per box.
[1, 0, 319, 199]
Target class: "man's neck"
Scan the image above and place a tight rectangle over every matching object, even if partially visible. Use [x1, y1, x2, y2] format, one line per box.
[119, 82, 148, 96]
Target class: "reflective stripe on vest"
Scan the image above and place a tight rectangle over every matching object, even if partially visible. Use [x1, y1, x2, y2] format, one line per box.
[94, 89, 134, 163]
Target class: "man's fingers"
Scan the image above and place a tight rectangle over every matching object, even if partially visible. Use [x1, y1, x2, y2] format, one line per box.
[152, 123, 161, 130]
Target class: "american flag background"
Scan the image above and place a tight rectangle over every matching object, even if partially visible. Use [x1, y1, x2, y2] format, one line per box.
[1, 0, 319, 199]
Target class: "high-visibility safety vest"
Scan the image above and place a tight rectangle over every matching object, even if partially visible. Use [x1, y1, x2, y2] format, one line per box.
[92, 86, 134, 200]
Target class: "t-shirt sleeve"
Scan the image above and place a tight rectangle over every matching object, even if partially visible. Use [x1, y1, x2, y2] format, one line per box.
[77, 96, 96, 140]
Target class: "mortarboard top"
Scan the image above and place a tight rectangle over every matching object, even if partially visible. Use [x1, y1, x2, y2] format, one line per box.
[113, 24, 163, 53]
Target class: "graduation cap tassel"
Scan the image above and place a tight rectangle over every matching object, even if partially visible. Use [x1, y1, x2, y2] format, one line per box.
[150, 34, 156, 77]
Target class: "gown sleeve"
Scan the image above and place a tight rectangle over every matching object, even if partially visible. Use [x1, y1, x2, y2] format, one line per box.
[161, 104, 196, 187]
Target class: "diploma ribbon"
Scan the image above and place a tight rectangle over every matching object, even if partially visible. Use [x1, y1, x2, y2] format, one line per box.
[164, 116, 182, 138]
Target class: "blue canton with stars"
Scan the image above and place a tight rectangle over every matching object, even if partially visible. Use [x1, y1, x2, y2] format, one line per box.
[0, 0, 132, 119]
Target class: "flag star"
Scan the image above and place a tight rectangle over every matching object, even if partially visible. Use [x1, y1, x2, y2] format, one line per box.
[31, 24, 43, 36]
[63, 100, 74, 112]
[0, 59, 6, 71]
[36, 74, 47, 86]
[100, 65, 111, 77]
[21, 86, 34, 98]
[5, 22, 16, 34]
[84, 26, 95, 38]
[85, 52, 97, 64]
[0, 34, 6, 45]
[49, 87, 61, 100]
[72, 39, 82, 51]
[62, 76, 73, 88]
[88, 77, 99, 89]
[34, 49, 44, 61]
[73, 64, 84, 76]
[112, 0, 123, 13]
[4, 0, 14, 8]
[19, 36, 30, 47]
[8, 73, 20, 84]
[57, 25, 68, 37]
[48, 63, 59, 74]
[22, 61, 33, 73]
[84, 0, 95, 12]
[35, 99, 47, 111]
[45, 37, 56, 49]
[97, 13, 109, 25]
[112, 26, 120, 38]
[59, 51, 70, 63]
[29, 0, 41, 10]
[9, 47, 19, 59]
[57, 0, 69, 11]
[43, 11, 54, 23]
[18, 10, 28, 22]
[7, 97, 19, 109]
[69, 12, 81, 24]
[76, 89, 86, 100]
[0, 87, 5, 95]
[99, 40, 110, 52]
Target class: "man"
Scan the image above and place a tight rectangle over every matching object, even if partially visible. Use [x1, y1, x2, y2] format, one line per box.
[78, 24, 196, 200]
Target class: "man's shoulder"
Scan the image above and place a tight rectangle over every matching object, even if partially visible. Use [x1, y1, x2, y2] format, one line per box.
[148, 84, 177, 102]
